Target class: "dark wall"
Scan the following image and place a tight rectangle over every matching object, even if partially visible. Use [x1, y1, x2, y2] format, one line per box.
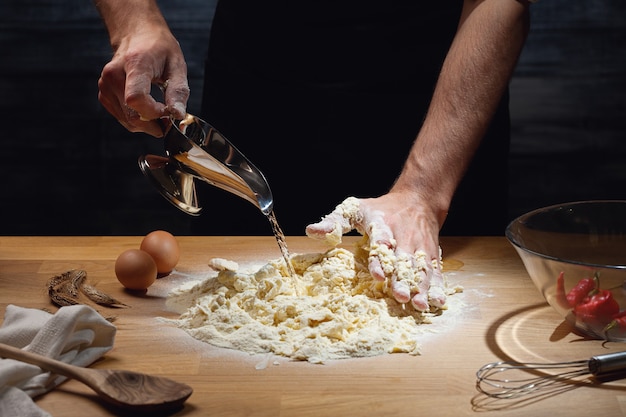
[0, 1, 624, 236]
[0, 0, 215, 235]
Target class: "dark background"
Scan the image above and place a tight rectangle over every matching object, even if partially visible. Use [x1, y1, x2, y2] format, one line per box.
[0, 1, 624, 236]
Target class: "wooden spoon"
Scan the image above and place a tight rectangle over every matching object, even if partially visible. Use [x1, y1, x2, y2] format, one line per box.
[0, 342, 193, 412]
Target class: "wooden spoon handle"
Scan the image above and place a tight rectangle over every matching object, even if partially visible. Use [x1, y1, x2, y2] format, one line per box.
[0, 341, 193, 411]
[0, 342, 93, 385]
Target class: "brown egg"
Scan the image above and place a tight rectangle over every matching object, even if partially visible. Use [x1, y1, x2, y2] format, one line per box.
[115, 249, 158, 290]
[140, 230, 180, 275]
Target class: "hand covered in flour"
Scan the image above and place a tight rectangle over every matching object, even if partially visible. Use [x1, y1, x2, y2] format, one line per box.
[305, 195, 447, 311]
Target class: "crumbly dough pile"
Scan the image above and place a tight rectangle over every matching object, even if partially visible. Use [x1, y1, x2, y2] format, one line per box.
[167, 238, 460, 363]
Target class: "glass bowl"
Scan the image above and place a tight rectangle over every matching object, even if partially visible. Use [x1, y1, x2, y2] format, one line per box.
[506, 200, 626, 341]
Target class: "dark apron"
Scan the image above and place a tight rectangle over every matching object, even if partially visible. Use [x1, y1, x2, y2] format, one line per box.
[198, 0, 510, 236]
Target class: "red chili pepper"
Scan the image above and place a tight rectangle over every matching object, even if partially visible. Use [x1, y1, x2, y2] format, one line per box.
[603, 310, 626, 334]
[566, 276, 596, 308]
[573, 289, 620, 325]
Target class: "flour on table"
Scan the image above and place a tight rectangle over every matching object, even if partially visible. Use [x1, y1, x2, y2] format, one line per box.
[167, 233, 461, 364]
[208, 257, 239, 272]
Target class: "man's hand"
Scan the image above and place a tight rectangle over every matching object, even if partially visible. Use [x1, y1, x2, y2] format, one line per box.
[96, 16, 190, 136]
[306, 195, 447, 311]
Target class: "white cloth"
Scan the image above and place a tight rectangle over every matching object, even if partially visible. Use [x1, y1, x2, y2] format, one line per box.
[0, 304, 116, 417]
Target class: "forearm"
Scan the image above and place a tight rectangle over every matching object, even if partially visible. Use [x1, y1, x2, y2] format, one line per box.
[93, 0, 169, 49]
[392, 0, 530, 224]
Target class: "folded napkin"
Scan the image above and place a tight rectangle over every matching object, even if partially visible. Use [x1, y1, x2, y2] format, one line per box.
[0, 304, 116, 417]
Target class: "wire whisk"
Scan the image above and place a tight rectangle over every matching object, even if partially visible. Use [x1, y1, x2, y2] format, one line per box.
[476, 351, 626, 399]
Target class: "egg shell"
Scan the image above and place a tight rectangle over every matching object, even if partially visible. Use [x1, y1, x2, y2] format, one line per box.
[140, 230, 181, 274]
[115, 249, 158, 290]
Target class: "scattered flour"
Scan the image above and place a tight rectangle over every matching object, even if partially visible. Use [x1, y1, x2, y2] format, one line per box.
[166, 238, 462, 364]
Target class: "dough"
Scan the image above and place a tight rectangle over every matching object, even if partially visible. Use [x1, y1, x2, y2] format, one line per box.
[166, 237, 461, 364]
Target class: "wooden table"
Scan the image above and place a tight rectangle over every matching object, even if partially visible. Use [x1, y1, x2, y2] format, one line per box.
[1, 236, 626, 416]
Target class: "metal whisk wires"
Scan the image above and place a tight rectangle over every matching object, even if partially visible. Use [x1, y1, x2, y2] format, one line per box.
[476, 359, 590, 399]
[476, 351, 626, 399]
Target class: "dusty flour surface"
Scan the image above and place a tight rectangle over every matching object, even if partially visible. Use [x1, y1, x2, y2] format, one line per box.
[167, 248, 461, 363]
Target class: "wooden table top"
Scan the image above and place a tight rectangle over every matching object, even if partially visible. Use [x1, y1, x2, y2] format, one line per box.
[1, 236, 626, 416]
